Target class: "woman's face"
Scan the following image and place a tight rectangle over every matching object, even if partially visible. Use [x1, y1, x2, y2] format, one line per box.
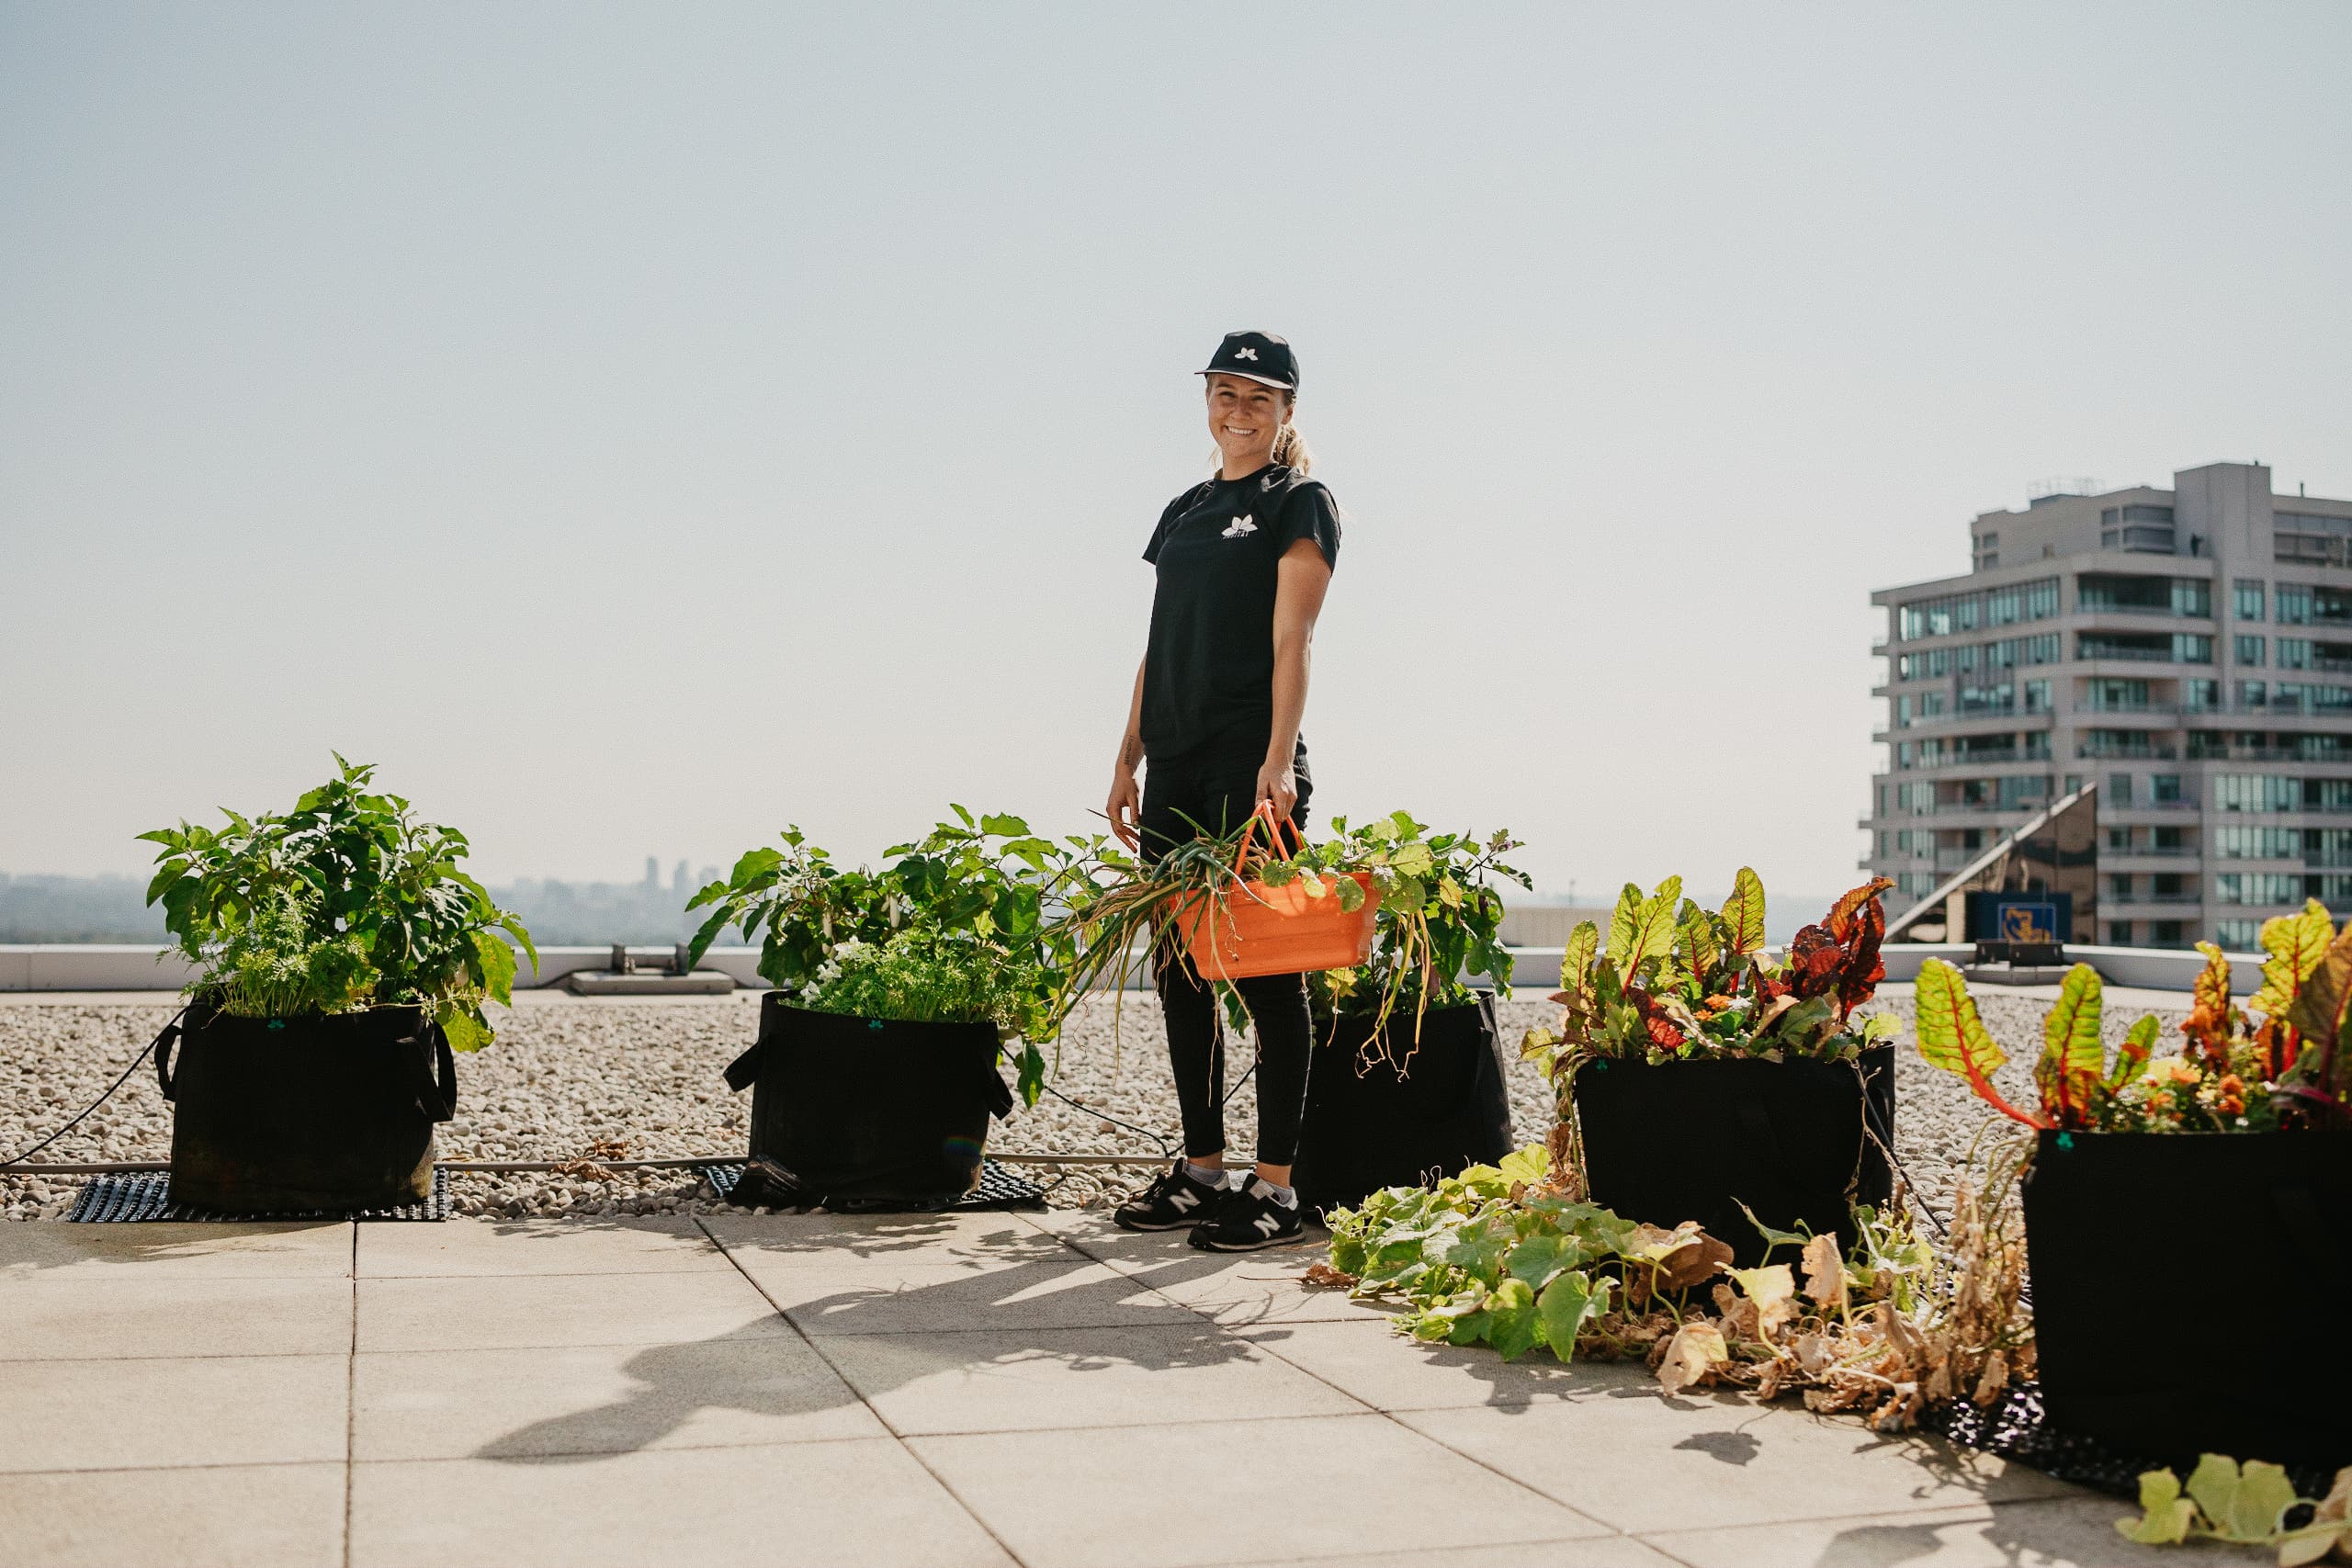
[1204, 374, 1290, 469]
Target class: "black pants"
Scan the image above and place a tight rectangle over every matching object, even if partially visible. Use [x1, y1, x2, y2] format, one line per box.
[1138, 744, 1315, 1167]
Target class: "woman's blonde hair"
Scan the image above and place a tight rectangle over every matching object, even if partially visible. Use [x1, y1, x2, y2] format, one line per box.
[1210, 392, 1314, 475]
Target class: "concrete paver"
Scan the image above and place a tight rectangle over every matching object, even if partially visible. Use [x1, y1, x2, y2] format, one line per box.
[348, 1438, 1015, 1568]
[0, 1273, 354, 1359]
[357, 1267, 791, 1352]
[0, 1211, 2143, 1567]
[0, 1353, 347, 1472]
[0, 1220, 352, 1281]
[1399, 1393, 2075, 1535]
[817, 1323, 1363, 1435]
[1236, 1315, 1604, 1411]
[907, 1412, 1616, 1568]
[353, 1337, 885, 1461]
[1639, 1495, 2222, 1566]
[0, 1461, 346, 1568]
[357, 1214, 729, 1277]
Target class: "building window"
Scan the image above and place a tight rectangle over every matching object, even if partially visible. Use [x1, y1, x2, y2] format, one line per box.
[2215, 873, 2304, 906]
[2238, 680, 2267, 708]
[2108, 773, 2133, 807]
[2098, 504, 2178, 553]
[2023, 678, 2052, 713]
[2186, 678, 2221, 711]
[2217, 919, 2261, 949]
[2278, 637, 2312, 670]
[2151, 774, 2183, 804]
[2235, 580, 2266, 620]
[2175, 634, 2214, 663]
[2109, 874, 2133, 899]
[2216, 825, 2298, 858]
[2235, 634, 2266, 667]
[2213, 774, 2302, 813]
[2107, 826, 2132, 851]
[2027, 579, 2058, 618]
[2278, 584, 2314, 625]
[2153, 920, 2186, 947]
[2107, 921, 2133, 945]
[2024, 732, 2051, 760]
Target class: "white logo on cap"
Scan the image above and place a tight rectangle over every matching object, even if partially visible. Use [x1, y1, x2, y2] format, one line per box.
[1233, 346, 1258, 361]
[1223, 515, 1257, 537]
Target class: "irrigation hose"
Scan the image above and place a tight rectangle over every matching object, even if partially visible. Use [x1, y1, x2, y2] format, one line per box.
[0, 1007, 181, 1169]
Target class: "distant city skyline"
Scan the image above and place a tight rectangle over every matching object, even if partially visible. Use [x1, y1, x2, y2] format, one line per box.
[5, 6, 2346, 900]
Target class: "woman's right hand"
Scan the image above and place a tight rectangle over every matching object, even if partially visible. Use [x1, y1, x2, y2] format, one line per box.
[1106, 766, 1141, 850]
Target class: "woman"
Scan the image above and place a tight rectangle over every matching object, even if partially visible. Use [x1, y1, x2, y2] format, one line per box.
[1106, 329, 1340, 1250]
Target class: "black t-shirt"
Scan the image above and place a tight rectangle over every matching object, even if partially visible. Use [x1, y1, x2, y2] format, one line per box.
[1139, 463, 1341, 763]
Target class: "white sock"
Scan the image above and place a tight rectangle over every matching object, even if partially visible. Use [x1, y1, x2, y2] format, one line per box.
[1183, 1161, 1227, 1189]
[1252, 1178, 1298, 1209]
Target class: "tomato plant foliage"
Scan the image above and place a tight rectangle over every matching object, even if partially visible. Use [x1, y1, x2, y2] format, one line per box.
[139, 757, 537, 1051]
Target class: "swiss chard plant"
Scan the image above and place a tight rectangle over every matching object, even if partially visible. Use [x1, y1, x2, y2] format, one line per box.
[1916, 911, 2351, 1132]
[140, 757, 537, 1051]
[1521, 871, 1900, 1079]
[685, 808, 1096, 1104]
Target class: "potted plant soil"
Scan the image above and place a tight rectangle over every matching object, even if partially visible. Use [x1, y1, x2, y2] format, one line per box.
[1522, 873, 1901, 1267]
[1290, 814, 1531, 1216]
[688, 808, 1090, 1207]
[1917, 921, 2352, 1467]
[140, 757, 536, 1213]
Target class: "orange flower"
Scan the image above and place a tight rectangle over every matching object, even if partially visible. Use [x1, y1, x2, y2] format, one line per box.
[2216, 1073, 2245, 1116]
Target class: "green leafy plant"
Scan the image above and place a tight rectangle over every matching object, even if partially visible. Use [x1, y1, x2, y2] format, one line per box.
[1521, 872, 1900, 1079]
[140, 757, 536, 1050]
[2118, 1455, 2351, 1564]
[686, 808, 1094, 1103]
[1055, 809, 1523, 1047]
[1304, 814, 1528, 1031]
[1321, 1136, 2036, 1427]
[1916, 946, 2331, 1133]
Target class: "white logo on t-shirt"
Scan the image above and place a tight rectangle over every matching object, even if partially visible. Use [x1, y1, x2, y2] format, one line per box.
[1233, 346, 1258, 361]
[1223, 515, 1257, 537]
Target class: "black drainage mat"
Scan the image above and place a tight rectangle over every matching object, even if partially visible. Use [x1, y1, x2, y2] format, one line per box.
[1923, 1382, 2341, 1501]
[65, 1168, 449, 1223]
[699, 1158, 1046, 1213]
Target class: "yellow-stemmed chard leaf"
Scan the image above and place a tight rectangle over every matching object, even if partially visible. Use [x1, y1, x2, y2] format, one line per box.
[2180, 941, 2234, 1072]
[2032, 964, 2106, 1128]
[1721, 867, 1767, 957]
[2108, 1014, 2160, 1089]
[1915, 960, 2045, 1126]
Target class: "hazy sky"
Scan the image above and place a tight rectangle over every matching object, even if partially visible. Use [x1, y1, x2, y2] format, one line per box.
[5, 4, 2347, 914]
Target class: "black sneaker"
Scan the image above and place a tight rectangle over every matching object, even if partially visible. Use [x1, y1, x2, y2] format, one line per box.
[1187, 1177, 1306, 1251]
[1113, 1159, 1229, 1232]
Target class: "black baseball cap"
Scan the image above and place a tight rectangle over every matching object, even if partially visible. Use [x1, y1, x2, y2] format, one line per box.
[1197, 330, 1298, 392]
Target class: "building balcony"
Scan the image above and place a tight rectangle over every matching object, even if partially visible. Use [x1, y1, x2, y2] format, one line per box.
[2076, 741, 2177, 761]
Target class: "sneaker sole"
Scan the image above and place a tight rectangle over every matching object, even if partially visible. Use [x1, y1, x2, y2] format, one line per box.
[1113, 1213, 1206, 1233]
[1191, 1228, 1310, 1252]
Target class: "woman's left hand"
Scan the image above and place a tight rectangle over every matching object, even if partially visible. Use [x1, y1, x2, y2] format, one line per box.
[1255, 757, 1297, 823]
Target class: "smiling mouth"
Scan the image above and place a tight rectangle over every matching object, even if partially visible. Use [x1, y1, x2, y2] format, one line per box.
[1222, 425, 1261, 439]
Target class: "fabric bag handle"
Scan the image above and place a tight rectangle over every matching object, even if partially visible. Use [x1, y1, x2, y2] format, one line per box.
[398, 1021, 458, 1123]
[153, 1014, 185, 1101]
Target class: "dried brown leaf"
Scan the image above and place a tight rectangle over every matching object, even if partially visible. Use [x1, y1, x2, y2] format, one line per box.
[1800, 1233, 1847, 1308]
[1657, 1322, 1730, 1397]
[1301, 1261, 1358, 1291]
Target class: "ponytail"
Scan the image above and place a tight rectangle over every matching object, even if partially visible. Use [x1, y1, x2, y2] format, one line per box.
[1271, 415, 1313, 474]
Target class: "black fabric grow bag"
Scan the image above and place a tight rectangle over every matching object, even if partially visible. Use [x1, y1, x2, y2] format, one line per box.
[2023, 1127, 2352, 1466]
[1571, 1045, 1894, 1267]
[159, 1002, 453, 1213]
[1293, 997, 1513, 1217]
[724, 994, 1015, 1203]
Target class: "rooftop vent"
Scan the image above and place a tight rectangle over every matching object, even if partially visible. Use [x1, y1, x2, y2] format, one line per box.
[2027, 476, 2102, 507]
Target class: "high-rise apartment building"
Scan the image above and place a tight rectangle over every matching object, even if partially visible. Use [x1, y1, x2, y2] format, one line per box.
[1866, 462, 2352, 949]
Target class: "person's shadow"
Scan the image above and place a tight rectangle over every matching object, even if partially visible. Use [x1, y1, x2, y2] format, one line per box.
[476, 1214, 1257, 1462]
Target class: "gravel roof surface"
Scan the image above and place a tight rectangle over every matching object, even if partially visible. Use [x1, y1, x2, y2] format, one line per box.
[1, 986, 2193, 1224]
